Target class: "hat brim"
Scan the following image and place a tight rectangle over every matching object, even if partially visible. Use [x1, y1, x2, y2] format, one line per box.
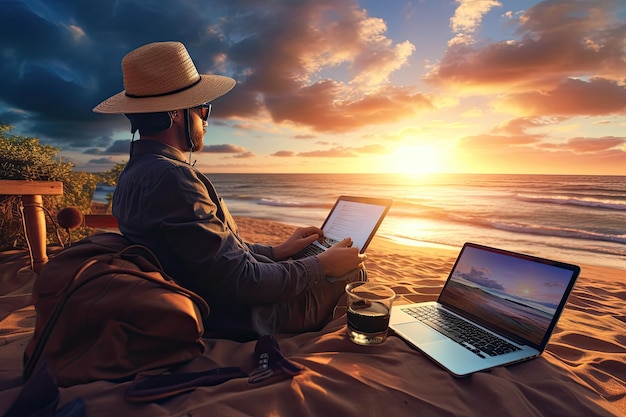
[93, 74, 236, 114]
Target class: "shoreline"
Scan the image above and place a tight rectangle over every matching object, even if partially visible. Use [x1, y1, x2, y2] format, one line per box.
[234, 216, 626, 289]
[234, 209, 626, 272]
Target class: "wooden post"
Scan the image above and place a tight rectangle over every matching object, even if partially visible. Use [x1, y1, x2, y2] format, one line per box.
[0, 180, 63, 273]
[20, 194, 50, 272]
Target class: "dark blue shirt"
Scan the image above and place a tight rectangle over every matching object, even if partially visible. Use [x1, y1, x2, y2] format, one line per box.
[112, 140, 325, 334]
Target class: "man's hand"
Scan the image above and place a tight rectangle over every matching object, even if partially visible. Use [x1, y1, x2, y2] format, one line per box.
[317, 237, 366, 277]
[272, 226, 324, 260]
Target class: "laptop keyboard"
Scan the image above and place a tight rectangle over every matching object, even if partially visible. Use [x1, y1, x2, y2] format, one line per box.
[400, 305, 521, 358]
[298, 237, 339, 258]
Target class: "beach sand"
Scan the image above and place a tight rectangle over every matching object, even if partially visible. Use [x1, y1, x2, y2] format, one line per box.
[0, 216, 624, 416]
[236, 216, 626, 413]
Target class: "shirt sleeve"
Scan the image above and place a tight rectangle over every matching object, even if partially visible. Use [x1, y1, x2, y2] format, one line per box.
[139, 165, 327, 305]
[247, 243, 274, 259]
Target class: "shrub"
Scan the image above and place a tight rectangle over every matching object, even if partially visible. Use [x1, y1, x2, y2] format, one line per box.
[0, 123, 122, 250]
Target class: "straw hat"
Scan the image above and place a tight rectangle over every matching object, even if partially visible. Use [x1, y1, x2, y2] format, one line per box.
[93, 42, 235, 114]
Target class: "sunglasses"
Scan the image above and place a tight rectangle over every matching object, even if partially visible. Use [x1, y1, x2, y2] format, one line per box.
[193, 102, 212, 121]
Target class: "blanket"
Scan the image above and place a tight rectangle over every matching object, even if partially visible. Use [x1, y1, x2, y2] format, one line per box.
[0, 217, 624, 416]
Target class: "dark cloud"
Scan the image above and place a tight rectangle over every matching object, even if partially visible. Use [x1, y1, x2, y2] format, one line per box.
[272, 150, 295, 157]
[544, 281, 565, 289]
[81, 137, 130, 155]
[0, 1, 232, 146]
[87, 156, 118, 165]
[203, 144, 248, 153]
[458, 267, 505, 291]
[0, 0, 416, 155]
[105, 140, 132, 155]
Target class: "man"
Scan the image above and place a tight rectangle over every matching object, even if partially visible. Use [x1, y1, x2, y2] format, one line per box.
[93, 41, 366, 339]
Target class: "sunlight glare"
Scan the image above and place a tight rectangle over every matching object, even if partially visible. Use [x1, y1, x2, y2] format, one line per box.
[386, 144, 445, 175]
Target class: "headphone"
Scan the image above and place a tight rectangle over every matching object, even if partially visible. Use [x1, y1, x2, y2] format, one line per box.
[182, 109, 194, 151]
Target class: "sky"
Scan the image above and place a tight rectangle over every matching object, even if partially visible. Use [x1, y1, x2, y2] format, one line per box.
[452, 246, 573, 308]
[1, 0, 625, 175]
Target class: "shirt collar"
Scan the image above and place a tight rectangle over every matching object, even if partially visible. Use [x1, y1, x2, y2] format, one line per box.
[130, 139, 188, 164]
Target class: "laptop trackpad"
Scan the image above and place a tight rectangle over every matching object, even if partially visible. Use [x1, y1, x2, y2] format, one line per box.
[392, 322, 447, 344]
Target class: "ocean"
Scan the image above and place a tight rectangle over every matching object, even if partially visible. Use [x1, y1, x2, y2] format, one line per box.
[206, 173, 625, 271]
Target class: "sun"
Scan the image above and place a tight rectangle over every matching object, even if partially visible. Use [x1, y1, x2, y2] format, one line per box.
[386, 144, 445, 175]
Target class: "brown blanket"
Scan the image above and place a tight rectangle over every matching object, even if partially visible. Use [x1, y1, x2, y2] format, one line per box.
[0, 217, 624, 416]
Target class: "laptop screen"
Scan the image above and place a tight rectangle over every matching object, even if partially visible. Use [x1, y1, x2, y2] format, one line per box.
[438, 243, 579, 350]
[321, 196, 392, 252]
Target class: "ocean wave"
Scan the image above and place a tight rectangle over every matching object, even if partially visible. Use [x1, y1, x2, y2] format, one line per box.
[385, 231, 625, 260]
[516, 194, 626, 210]
[220, 194, 260, 201]
[257, 198, 330, 209]
[387, 208, 626, 246]
[490, 221, 626, 245]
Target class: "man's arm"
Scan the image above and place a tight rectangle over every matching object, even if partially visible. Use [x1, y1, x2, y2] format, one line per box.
[147, 167, 327, 304]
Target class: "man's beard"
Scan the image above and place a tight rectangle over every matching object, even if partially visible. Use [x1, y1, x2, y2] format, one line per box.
[189, 129, 204, 152]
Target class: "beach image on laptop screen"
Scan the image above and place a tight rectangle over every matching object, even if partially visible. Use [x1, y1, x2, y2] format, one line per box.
[439, 244, 577, 348]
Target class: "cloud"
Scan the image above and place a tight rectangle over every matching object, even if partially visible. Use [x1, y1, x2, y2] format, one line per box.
[272, 150, 295, 157]
[356, 144, 387, 154]
[454, 117, 626, 174]
[461, 116, 626, 154]
[1, 0, 624, 175]
[458, 133, 539, 150]
[458, 267, 505, 290]
[298, 147, 358, 158]
[562, 136, 625, 153]
[202, 144, 254, 159]
[226, 2, 414, 89]
[203, 144, 248, 154]
[544, 281, 565, 289]
[459, 116, 548, 149]
[495, 77, 626, 117]
[427, 0, 626, 92]
[265, 81, 433, 132]
[231, 151, 255, 159]
[491, 117, 549, 136]
[296, 143, 388, 158]
[449, 0, 502, 45]
[461, 108, 483, 118]
[217, 0, 417, 130]
[83, 139, 130, 155]
[87, 156, 118, 165]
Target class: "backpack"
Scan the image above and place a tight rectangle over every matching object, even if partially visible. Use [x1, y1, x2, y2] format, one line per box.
[23, 233, 210, 387]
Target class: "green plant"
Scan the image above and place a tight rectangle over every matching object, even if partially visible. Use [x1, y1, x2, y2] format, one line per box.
[0, 123, 123, 249]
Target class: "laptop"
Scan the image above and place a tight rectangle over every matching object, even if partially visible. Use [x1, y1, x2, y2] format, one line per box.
[390, 242, 580, 377]
[294, 195, 393, 260]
